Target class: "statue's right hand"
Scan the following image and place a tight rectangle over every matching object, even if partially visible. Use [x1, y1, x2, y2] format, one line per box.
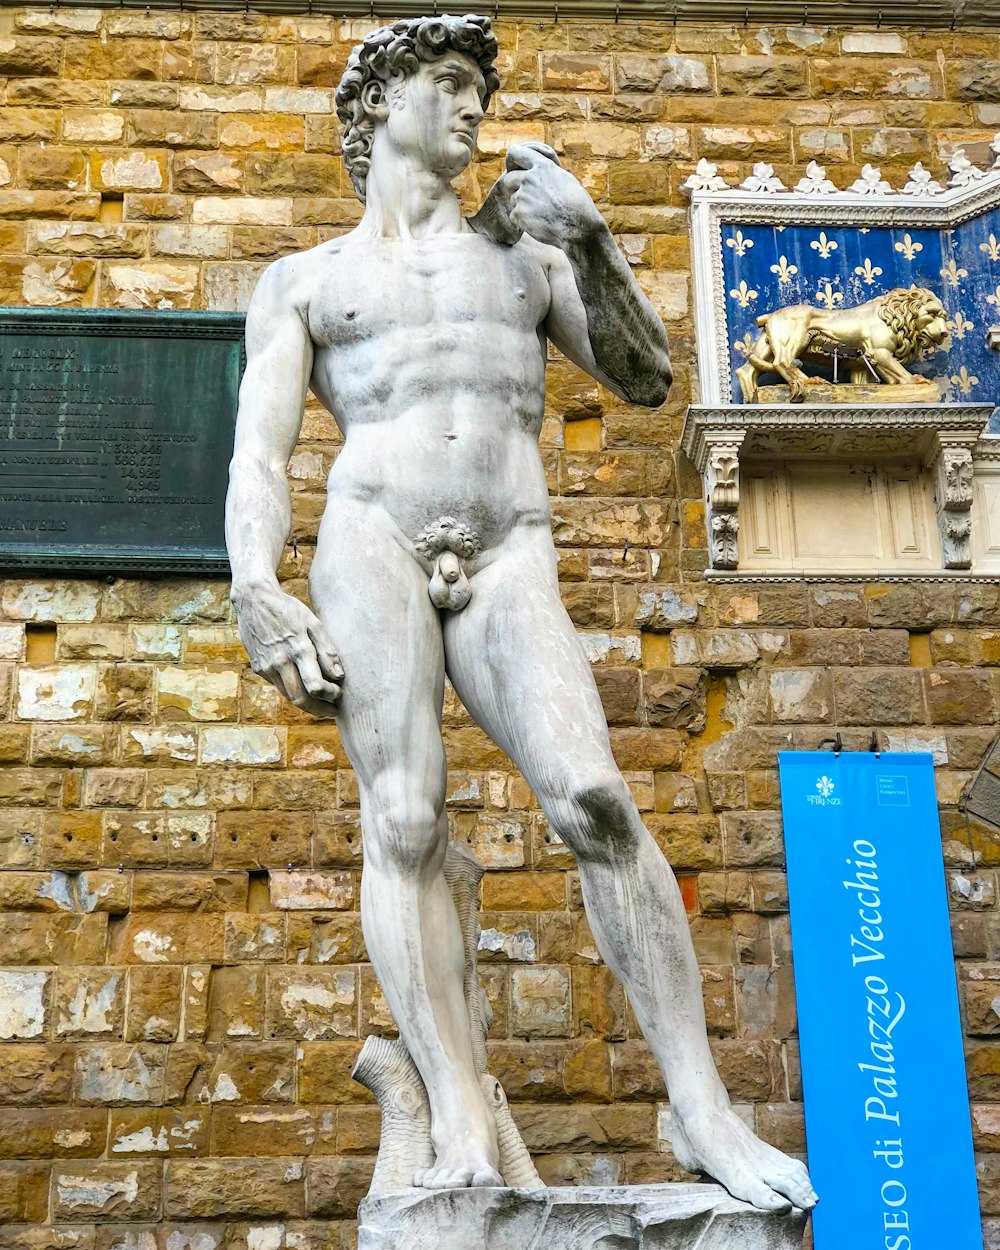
[232, 585, 343, 718]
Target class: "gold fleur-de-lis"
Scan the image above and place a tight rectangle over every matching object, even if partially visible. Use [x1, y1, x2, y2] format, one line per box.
[988, 284, 1000, 309]
[947, 310, 974, 340]
[769, 255, 798, 285]
[729, 280, 758, 309]
[940, 258, 968, 287]
[810, 231, 839, 259]
[816, 282, 844, 310]
[894, 233, 923, 261]
[725, 230, 754, 258]
[950, 366, 979, 396]
[733, 331, 757, 358]
[854, 258, 883, 284]
[980, 233, 1000, 262]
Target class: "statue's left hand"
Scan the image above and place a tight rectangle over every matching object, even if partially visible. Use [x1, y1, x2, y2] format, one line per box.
[504, 142, 605, 249]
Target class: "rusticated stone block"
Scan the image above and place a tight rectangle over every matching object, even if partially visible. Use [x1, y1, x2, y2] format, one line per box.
[40, 813, 103, 871]
[0, 912, 107, 967]
[164, 1158, 305, 1218]
[717, 55, 808, 96]
[52, 1160, 162, 1221]
[130, 871, 246, 912]
[0, 1160, 49, 1224]
[643, 668, 706, 731]
[0, 970, 50, 1039]
[924, 669, 997, 725]
[306, 1156, 377, 1217]
[108, 1106, 208, 1156]
[110, 914, 224, 965]
[126, 966, 182, 1043]
[100, 261, 200, 311]
[944, 59, 1000, 101]
[0, 1108, 107, 1158]
[832, 667, 926, 725]
[216, 811, 310, 867]
[268, 870, 353, 911]
[721, 812, 784, 869]
[647, 814, 722, 870]
[265, 967, 357, 1041]
[17, 665, 96, 721]
[54, 968, 124, 1039]
[20, 145, 88, 190]
[211, 1104, 339, 1156]
[227, 902, 286, 960]
[129, 110, 219, 149]
[0, 1043, 74, 1105]
[0, 37, 63, 76]
[74, 1043, 166, 1106]
[177, 1040, 295, 1105]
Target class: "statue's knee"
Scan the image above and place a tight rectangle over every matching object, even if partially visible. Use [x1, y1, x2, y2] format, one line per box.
[365, 788, 443, 873]
[550, 773, 641, 863]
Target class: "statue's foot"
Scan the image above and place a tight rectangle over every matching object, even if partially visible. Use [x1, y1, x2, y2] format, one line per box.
[414, 1132, 504, 1190]
[670, 1103, 818, 1213]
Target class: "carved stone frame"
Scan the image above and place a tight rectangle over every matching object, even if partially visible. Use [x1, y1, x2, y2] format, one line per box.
[681, 404, 993, 575]
[684, 141, 1000, 407]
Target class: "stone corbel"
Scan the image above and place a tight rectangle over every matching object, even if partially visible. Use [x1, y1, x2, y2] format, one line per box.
[988, 326, 1000, 351]
[930, 433, 978, 570]
[704, 433, 746, 571]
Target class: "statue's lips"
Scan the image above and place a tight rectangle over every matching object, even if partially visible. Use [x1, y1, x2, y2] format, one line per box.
[452, 130, 476, 147]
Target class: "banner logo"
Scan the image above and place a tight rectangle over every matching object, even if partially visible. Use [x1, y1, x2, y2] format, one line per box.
[808, 774, 842, 806]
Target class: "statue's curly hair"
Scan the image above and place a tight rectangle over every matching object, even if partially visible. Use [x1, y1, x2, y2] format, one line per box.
[877, 286, 945, 364]
[335, 14, 499, 203]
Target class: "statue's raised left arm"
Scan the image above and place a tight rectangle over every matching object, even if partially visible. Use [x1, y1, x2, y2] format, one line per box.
[503, 143, 673, 408]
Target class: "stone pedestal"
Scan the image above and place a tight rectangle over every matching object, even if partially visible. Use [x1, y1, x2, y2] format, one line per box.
[357, 1183, 808, 1249]
[752, 381, 942, 405]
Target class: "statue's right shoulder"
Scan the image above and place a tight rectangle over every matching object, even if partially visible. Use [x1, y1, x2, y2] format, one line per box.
[251, 236, 350, 316]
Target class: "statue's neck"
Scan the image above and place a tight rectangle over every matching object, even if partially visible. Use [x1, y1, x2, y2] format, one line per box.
[359, 139, 465, 240]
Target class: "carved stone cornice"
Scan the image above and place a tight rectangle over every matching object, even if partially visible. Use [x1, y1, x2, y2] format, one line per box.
[7, 0, 997, 23]
[681, 403, 994, 574]
[705, 571, 1000, 583]
[682, 404, 993, 467]
[684, 147, 1000, 226]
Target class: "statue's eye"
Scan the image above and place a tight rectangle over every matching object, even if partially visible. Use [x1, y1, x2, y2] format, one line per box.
[438, 75, 459, 93]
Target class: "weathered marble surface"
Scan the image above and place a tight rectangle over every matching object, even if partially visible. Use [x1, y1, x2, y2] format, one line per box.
[226, 11, 815, 1213]
[357, 1183, 807, 1250]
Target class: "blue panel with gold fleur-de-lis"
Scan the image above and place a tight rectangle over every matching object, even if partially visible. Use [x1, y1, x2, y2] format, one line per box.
[721, 209, 1000, 426]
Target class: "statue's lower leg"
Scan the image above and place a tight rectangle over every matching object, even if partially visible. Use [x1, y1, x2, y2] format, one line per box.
[569, 815, 817, 1213]
[359, 837, 502, 1190]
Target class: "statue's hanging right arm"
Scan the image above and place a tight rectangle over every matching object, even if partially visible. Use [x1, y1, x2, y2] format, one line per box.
[225, 258, 344, 716]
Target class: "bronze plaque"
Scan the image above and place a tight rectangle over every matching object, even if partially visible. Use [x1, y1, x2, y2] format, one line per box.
[0, 308, 245, 574]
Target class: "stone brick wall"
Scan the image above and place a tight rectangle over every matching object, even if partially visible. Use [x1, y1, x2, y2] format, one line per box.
[1, 9, 1000, 1248]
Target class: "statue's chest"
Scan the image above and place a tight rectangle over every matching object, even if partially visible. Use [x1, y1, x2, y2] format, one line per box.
[309, 240, 547, 348]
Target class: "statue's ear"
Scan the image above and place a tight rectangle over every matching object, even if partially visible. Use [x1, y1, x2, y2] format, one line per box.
[362, 79, 390, 120]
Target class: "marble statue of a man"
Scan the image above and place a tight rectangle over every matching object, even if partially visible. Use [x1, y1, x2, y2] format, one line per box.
[225, 12, 816, 1214]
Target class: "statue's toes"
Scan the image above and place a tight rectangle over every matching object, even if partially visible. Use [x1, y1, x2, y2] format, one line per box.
[471, 1165, 504, 1187]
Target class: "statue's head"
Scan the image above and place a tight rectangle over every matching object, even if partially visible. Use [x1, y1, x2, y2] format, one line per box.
[336, 14, 500, 203]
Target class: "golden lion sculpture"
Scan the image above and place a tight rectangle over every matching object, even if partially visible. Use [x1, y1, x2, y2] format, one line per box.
[735, 285, 950, 402]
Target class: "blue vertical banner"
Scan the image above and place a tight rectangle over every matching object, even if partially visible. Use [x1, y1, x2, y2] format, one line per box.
[779, 751, 982, 1250]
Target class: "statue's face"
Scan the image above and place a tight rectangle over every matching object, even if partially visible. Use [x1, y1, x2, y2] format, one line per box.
[383, 51, 487, 179]
[917, 295, 949, 345]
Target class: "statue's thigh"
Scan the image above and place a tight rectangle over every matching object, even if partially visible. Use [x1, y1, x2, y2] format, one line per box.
[443, 533, 615, 787]
[310, 506, 446, 789]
